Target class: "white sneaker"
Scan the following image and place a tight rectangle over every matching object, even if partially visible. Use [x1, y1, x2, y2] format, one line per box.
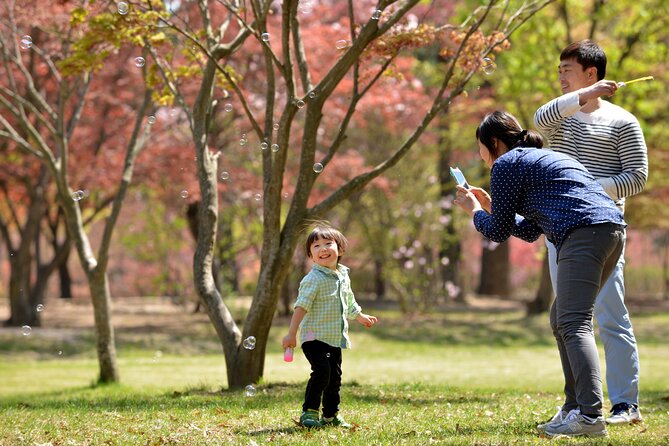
[537, 407, 568, 432]
[607, 403, 642, 425]
[544, 409, 607, 437]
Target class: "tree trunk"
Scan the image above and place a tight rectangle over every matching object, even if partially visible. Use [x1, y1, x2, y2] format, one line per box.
[527, 245, 553, 314]
[477, 239, 511, 297]
[89, 269, 119, 382]
[6, 178, 46, 327]
[373, 258, 386, 300]
[438, 145, 463, 302]
[58, 249, 73, 299]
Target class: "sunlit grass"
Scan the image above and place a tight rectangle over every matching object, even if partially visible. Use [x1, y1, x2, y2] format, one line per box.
[1, 304, 668, 445]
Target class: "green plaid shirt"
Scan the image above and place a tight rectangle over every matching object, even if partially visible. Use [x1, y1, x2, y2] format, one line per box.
[294, 263, 362, 349]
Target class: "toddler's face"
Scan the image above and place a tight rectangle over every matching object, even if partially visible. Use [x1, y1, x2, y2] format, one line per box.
[309, 236, 339, 270]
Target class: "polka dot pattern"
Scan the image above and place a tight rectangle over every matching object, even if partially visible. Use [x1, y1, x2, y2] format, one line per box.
[473, 148, 625, 253]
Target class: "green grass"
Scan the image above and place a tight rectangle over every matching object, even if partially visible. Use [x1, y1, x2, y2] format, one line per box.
[1, 304, 668, 445]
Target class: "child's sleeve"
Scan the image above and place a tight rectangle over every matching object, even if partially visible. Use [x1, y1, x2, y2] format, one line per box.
[294, 274, 318, 312]
[345, 276, 362, 319]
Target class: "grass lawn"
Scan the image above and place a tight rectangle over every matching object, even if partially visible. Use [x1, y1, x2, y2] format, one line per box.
[1, 298, 668, 445]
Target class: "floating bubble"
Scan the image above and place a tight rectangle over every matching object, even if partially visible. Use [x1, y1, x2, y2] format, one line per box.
[21, 325, 31, 336]
[221, 89, 230, 99]
[270, 144, 279, 152]
[272, 123, 279, 130]
[335, 40, 349, 50]
[165, 0, 181, 14]
[371, 9, 382, 20]
[134, 56, 146, 68]
[243, 336, 257, 349]
[239, 138, 248, 146]
[298, 0, 313, 15]
[147, 115, 156, 124]
[57, 350, 63, 356]
[313, 163, 323, 173]
[20, 35, 32, 49]
[261, 33, 270, 42]
[326, 353, 331, 358]
[117, 2, 129, 15]
[220, 171, 230, 180]
[71, 190, 85, 201]
[254, 194, 262, 202]
[36, 304, 44, 312]
[180, 190, 189, 199]
[224, 103, 233, 112]
[308, 91, 316, 99]
[295, 99, 305, 109]
[260, 142, 269, 151]
[481, 57, 496, 75]
[245, 384, 256, 397]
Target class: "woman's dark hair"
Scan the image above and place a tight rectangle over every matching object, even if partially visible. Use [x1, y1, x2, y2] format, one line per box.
[305, 225, 348, 260]
[476, 111, 544, 160]
[560, 39, 607, 81]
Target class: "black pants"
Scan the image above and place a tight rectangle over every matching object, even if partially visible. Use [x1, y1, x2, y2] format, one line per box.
[302, 340, 342, 418]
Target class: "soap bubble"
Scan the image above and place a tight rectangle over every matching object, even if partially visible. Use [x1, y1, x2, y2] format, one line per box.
[335, 40, 349, 50]
[260, 142, 269, 151]
[272, 123, 279, 130]
[313, 163, 323, 173]
[21, 325, 32, 336]
[295, 99, 305, 109]
[165, 0, 181, 14]
[243, 336, 257, 349]
[270, 144, 279, 152]
[371, 9, 382, 20]
[134, 57, 146, 68]
[117, 2, 129, 15]
[220, 171, 230, 180]
[20, 35, 32, 49]
[481, 57, 496, 75]
[36, 304, 44, 312]
[180, 190, 189, 199]
[261, 33, 270, 42]
[71, 190, 85, 201]
[147, 115, 156, 124]
[224, 103, 233, 112]
[245, 384, 256, 397]
[308, 91, 316, 99]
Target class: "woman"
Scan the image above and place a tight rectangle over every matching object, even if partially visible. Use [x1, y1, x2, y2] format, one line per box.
[454, 111, 625, 438]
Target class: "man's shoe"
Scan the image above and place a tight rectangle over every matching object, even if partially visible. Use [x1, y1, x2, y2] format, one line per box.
[543, 409, 607, 437]
[607, 403, 642, 425]
[300, 409, 322, 428]
[320, 413, 352, 428]
[537, 407, 568, 432]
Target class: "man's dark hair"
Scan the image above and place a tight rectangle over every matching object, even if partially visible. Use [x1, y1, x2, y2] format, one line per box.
[560, 39, 607, 80]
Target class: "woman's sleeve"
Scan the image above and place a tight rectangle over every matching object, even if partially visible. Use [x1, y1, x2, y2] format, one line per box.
[473, 160, 542, 243]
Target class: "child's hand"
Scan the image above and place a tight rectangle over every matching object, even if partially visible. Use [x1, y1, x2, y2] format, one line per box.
[356, 313, 378, 328]
[282, 334, 296, 349]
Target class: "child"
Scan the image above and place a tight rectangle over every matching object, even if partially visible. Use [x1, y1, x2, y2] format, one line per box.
[282, 225, 378, 428]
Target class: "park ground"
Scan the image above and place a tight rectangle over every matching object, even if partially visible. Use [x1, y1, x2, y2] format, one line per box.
[0, 296, 668, 445]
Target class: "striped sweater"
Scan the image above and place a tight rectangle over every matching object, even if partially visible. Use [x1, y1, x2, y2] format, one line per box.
[534, 92, 648, 208]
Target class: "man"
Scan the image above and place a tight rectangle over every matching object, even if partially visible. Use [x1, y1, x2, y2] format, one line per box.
[534, 40, 648, 436]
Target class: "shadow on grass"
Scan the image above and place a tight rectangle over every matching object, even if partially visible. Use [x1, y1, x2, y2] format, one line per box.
[367, 312, 556, 347]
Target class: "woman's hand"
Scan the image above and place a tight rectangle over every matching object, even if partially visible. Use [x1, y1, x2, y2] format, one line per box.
[454, 185, 484, 216]
[468, 186, 491, 213]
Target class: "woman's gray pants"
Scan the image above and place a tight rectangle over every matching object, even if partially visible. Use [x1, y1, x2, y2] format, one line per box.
[549, 223, 625, 417]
